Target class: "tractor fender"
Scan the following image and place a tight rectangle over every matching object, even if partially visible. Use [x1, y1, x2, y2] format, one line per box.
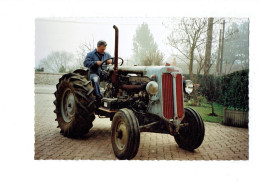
[73, 67, 90, 80]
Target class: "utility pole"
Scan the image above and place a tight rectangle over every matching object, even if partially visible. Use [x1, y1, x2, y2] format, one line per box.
[216, 29, 222, 75]
[219, 20, 225, 75]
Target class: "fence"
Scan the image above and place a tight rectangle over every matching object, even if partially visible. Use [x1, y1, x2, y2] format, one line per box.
[223, 108, 248, 128]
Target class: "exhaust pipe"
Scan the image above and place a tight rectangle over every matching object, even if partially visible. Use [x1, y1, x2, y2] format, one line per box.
[111, 25, 144, 90]
[112, 25, 119, 87]
[113, 25, 119, 71]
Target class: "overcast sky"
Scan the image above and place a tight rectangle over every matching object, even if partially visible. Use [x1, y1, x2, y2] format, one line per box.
[35, 17, 248, 68]
[35, 17, 173, 67]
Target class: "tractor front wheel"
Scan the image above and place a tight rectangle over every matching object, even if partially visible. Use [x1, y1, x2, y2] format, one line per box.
[111, 108, 140, 160]
[174, 107, 205, 151]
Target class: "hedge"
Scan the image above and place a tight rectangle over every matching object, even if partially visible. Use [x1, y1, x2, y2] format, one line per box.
[183, 69, 249, 111]
[217, 70, 249, 111]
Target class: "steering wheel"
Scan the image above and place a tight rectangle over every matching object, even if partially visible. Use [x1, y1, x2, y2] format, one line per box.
[101, 57, 124, 70]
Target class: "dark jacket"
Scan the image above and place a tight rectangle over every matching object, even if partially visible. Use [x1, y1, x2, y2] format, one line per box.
[83, 48, 112, 74]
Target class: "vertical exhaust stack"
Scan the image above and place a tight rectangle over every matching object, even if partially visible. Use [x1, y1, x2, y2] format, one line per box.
[113, 25, 119, 71]
[112, 25, 119, 87]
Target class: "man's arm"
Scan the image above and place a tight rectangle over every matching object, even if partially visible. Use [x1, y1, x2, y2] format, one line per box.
[106, 53, 113, 64]
[83, 52, 98, 68]
[84, 53, 103, 67]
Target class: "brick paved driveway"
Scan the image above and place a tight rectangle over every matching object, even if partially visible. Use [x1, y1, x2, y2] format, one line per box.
[34, 84, 248, 160]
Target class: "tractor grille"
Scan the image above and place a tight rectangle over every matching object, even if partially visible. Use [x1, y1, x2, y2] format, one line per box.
[176, 74, 184, 118]
[162, 73, 174, 119]
[162, 73, 184, 119]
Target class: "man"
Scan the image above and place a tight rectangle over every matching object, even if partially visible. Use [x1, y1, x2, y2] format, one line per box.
[83, 40, 112, 98]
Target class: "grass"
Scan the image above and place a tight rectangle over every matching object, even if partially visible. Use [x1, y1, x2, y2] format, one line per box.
[184, 102, 224, 123]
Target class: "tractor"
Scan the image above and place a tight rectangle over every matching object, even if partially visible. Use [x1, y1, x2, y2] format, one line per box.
[53, 25, 205, 160]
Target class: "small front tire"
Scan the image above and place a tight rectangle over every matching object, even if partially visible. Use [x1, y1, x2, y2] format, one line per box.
[174, 107, 205, 151]
[111, 108, 140, 160]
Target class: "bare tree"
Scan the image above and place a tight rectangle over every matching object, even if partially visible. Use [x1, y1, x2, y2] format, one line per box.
[194, 44, 206, 77]
[39, 51, 74, 73]
[166, 18, 208, 80]
[75, 36, 95, 68]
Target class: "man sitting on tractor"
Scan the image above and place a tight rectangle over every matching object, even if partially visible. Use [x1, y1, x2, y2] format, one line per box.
[83, 40, 112, 99]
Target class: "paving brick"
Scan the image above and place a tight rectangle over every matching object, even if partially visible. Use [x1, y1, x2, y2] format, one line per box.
[35, 84, 249, 160]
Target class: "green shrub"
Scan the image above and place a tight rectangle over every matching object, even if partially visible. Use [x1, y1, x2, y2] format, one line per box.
[187, 99, 197, 106]
[183, 69, 249, 111]
[197, 95, 205, 106]
[217, 69, 249, 111]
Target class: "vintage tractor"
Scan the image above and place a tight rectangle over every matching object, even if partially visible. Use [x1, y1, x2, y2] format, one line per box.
[53, 25, 205, 160]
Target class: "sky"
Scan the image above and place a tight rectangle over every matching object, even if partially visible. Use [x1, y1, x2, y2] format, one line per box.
[35, 17, 173, 67]
[35, 17, 248, 68]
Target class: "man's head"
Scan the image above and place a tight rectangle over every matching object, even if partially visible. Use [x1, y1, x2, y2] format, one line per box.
[97, 40, 107, 54]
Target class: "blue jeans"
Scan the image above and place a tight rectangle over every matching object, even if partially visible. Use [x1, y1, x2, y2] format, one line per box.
[90, 73, 103, 97]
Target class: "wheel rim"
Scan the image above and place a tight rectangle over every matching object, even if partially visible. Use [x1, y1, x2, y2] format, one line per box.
[61, 88, 75, 123]
[115, 120, 128, 151]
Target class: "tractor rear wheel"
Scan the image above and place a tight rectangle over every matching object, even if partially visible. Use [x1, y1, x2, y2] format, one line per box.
[174, 107, 205, 151]
[111, 108, 140, 160]
[53, 73, 97, 138]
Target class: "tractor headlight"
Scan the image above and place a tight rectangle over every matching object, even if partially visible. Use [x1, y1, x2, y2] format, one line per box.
[184, 80, 193, 94]
[146, 81, 159, 95]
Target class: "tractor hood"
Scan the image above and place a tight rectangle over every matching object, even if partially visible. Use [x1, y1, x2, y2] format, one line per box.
[108, 65, 183, 76]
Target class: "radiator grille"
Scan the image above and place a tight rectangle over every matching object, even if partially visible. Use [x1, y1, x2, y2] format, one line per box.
[176, 74, 184, 118]
[162, 73, 174, 119]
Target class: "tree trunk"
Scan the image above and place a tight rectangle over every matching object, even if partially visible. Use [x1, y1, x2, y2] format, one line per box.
[208, 101, 217, 116]
[204, 18, 213, 101]
[211, 102, 214, 114]
[204, 17, 214, 77]
[189, 46, 195, 80]
[204, 18, 216, 116]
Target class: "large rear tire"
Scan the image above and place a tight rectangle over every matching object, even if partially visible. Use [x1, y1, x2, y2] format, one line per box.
[53, 73, 97, 138]
[174, 107, 205, 151]
[111, 108, 140, 160]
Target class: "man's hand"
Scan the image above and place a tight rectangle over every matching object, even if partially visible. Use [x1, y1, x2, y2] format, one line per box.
[107, 59, 113, 64]
[97, 61, 102, 66]
[97, 59, 112, 66]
